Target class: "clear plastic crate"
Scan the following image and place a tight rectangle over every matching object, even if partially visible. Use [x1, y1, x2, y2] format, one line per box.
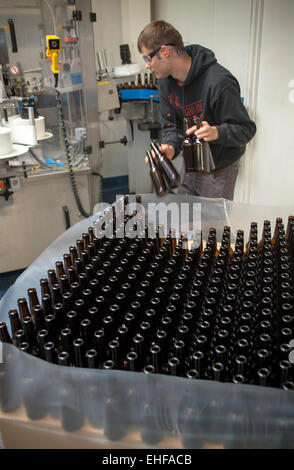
[1, 194, 294, 449]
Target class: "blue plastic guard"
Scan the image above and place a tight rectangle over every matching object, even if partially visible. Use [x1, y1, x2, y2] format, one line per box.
[120, 88, 158, 101]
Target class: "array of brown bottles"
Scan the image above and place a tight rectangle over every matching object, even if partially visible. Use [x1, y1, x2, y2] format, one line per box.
[147, 140, 180, 196]
[118, 73, 157, 90]
[1, 209, 294, 391]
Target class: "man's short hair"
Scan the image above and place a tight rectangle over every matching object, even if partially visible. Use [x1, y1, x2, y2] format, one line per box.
[137, 20, 185, 53]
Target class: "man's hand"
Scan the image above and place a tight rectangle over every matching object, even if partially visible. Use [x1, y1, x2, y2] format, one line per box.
[186, 121, 219, 142]
[145, 143, 175, 163]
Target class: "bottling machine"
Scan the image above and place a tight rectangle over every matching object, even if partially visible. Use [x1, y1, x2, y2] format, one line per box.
[0, 0, 101, 273]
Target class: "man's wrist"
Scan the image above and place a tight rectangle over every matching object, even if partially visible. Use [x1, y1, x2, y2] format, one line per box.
[212, 126, 219, 141]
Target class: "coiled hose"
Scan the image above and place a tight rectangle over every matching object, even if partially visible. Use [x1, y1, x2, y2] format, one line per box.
[55, 89, 90, 218]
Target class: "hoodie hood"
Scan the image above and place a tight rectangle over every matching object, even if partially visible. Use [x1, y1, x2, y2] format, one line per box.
[182, 44, 217, 86]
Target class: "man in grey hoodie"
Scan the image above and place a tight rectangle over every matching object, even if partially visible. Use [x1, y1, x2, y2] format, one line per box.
[138, 20, 256, 200]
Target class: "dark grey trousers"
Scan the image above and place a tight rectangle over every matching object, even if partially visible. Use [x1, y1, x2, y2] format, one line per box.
[177, 160, 240, 200]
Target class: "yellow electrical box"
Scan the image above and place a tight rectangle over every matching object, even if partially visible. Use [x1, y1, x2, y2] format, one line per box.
[46, 35, 61, 75]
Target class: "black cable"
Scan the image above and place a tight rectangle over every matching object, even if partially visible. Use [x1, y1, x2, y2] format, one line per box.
[55, 89, 90, 218]
[54, 73, 58, 88]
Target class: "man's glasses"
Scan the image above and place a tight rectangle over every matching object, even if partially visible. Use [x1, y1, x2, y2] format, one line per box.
[142, 44, 176, 63]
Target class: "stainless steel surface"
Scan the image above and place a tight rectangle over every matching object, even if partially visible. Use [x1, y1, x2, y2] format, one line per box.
[120, 101, 160, 122]
[75, 0, 102, 211]
[97, 51, 105, 76]
[97, 79, 120, 112]
[0, 168, 91, 273]
[104, 48, 110, 73]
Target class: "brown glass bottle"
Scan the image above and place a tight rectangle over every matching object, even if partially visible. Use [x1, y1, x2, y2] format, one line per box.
[146, 150, 167, 197]
[58, 351, 70, 367]
[167, 357, 181, 376]
[76, 239, 84, 258]
[272, 217, 283, 246]
[27, 288, 40, 316]
[32, 305, 45, 333]
[125, 351, 139, 371]
[212, 362, 225, 382]
[73, 338, 85, 367]
[258, 220, 271, 249]
[44, 341, 57, 364]
[51, 284, 62, 306]
[17, 297, 31, 323]
[48, 269, 58, 290]
[67, 266, 76, 285]
[277, 360, 292, 388]
[257, 367, 271, 386]
[55, 260, 65, 280]
[149, 73, 156, 90]
[8, 309, 22, 340]
[85, 348, 99, 369]
[42, 294, 53, 317]
[150, 141, 180, 188]
[244, 221, 258, 256]
[63, 253, 72, 272]
[15, 329, 26, 347]
[44, 314, 58, 342]
[22, 317, 37, 352]
[182, 117, 198, 172]
[144, 73, 149, 89]
[40, 278, 51, 298]
[0, 322, 12, 344]
[186, 369, 199, 380]
[69, 245, 78, 265]
[37, 329, 49, 359]
[193, 117, 207, 171]
[59, 275, 70, 295]
[282, 381, 294, 391]
[137, 73, 142, 88]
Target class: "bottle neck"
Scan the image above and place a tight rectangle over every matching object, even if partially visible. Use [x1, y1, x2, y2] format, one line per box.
[147, 151, 156, 171]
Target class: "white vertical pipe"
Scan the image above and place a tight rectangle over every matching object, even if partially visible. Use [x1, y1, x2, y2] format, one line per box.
[241, 0, 264, 203]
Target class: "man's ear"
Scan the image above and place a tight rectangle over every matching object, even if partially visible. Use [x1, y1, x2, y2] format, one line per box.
[161, 45, 169, 57]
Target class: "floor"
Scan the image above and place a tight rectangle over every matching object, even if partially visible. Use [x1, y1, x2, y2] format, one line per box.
[102, 175, 129, 204]
[0, 269, 26, 301]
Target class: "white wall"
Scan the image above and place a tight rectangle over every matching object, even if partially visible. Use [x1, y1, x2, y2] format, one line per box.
[152, 0, 252, 96]
[92, 0, 150, 71]
[121, 0, 150, 69]
[247, 0, 294, 207]
[91, 0, 123, 71]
